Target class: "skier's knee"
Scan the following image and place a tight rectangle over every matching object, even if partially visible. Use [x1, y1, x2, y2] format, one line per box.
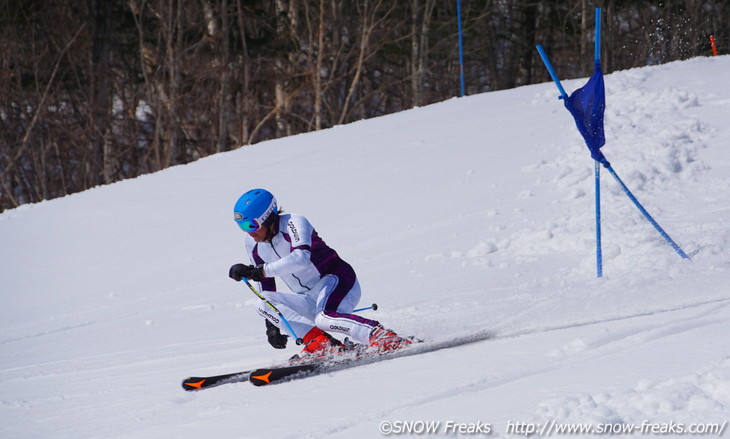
[314, 312, 330, 330]
[257, 305, 281, 327]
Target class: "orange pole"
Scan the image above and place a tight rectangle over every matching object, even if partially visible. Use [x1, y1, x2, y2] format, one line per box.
[710, 35, 718, 56]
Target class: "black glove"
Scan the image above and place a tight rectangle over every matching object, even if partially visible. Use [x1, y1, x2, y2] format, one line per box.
[229, 263, 265, 281]
[265, 319, 288, 349]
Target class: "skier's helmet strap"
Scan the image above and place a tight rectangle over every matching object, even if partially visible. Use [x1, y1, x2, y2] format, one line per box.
[234, 189, 278, 232]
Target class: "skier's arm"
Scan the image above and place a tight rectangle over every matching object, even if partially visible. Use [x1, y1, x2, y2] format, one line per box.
[244, 237, 277, 291]
[262, 215, 314, 278]
[263, 247, 312, 278]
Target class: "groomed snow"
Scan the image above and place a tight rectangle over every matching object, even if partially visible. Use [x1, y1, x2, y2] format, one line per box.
[1, 56, 729, 439]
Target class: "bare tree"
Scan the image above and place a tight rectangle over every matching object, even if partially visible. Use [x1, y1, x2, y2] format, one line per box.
[2, 0, 728, 213]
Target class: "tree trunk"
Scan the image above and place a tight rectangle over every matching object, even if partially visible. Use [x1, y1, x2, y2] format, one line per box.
[164, 0, 183, 166]
[217, 0, 231, 153]
[89, 0, 114, 184]
[274, 0, 289, 137]
[314, 0, 325, 131]
[410, 0, 420, 106]
[235, 0, 251, 145]
[580, 0, 590, 76]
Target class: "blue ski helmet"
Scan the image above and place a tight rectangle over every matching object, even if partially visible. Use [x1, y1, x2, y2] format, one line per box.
[233, 189, 278, 232]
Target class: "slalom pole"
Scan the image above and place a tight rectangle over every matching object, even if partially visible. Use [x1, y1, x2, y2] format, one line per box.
[594, 8, 603, 278]
[538, 40, 605, 277]
[603, 166, 690, 260]
[536, 45, 568, 99]
[457, 0, 466, 97]
[594, 8, 601, 63]
[595, 161, 603, 277]
[241, 278, 305, 345]
[710, 35, 718, 56]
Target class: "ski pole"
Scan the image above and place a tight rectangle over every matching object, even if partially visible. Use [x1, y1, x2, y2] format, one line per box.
[353, 303, 378, 313]
[241, 277, 305, 345]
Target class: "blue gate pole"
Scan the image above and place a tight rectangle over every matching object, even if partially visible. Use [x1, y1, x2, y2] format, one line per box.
[603, 166, 690, 260]
[457, 0, 466, 97]
[595, 161, 603, 277]
[594, 8, 603, 277]
[535, 45, 568, 99]
[594, 8, 601, 63]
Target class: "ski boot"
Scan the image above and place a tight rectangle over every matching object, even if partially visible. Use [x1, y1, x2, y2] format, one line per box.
[289, 327, 343, 363]
[369, 325, 412, 352]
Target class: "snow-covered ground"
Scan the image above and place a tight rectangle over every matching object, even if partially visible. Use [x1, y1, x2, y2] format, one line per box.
[1, 56, 729, 439]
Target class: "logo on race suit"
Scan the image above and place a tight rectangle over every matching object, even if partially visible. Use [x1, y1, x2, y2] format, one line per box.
[288, 222, 301, 242]
[234, 212, 243, 221]
[330, 325, 350, 333]
[257, 308, 280, 325]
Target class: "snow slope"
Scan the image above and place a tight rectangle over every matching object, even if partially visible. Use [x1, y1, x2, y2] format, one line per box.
[1, 56, 729, 439]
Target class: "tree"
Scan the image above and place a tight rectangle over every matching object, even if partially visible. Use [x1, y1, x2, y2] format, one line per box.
[2, 0, 728, 212]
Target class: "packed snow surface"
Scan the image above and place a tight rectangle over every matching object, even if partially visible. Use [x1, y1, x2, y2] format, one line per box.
[2, 56, 729, 438]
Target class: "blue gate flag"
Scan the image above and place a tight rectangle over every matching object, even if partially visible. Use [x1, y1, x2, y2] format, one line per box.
[536, 7, 689, 275]
[564, 62, 607, 164]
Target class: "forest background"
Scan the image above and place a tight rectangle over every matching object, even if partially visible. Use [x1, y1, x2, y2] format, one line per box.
[1, 0, 727, 212]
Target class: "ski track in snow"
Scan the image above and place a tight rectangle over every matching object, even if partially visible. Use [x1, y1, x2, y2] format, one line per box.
[292, 298, 730, 439]
[2, 56, 730, 439]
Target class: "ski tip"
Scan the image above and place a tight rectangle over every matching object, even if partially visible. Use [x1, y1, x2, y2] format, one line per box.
[249, 364, 320, 386]
[181, 377, 207, 391]
[249, 370, 274, 386]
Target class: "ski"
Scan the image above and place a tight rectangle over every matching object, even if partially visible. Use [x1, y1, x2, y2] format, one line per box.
[181, 330, 493, 390]
[182, 371, 251, 391]
[248, 330, 494, 386]
[180, 347, 359, 391]
[246, 345, 419, 386]
[249, 363, 321, 386]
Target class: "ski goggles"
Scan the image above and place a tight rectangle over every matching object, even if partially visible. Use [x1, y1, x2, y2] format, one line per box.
[234, 207, 275, 233]
[236, 218, 262, 232]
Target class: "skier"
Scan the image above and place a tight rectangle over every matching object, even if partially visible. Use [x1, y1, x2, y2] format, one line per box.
[229, 188, 410, 358]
